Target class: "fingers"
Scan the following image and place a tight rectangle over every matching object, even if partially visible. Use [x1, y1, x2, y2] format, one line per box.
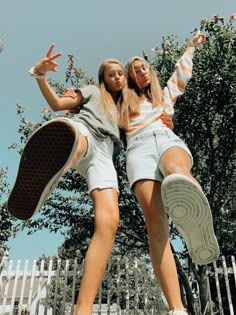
[200, 33, 206, 42]
[195, 31, 206, 41]
[61, 88, 77, 99]
[34, 59, 60, 75]
[48, 52, 63, 62]
[50, 61, 59, 69]
[45, 43, 62, 61]
[196, 32, 206, 45]
[190, 30, 206, 47]
[46, 43, 55, 58]
[34, 43, 63, 75]
[50, 65, 59, 72]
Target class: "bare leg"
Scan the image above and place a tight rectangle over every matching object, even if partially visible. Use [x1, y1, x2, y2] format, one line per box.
[74, 188, 119, 315]
[159, 147, 200, 187]
[134, 180, 185, 310]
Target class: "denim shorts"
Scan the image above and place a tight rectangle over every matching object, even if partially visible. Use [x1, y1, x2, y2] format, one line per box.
[73, 122, 118, 194]
[126, 126, 193, 188]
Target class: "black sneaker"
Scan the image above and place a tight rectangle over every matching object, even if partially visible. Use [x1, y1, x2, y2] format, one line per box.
[7, 118, 80, 220]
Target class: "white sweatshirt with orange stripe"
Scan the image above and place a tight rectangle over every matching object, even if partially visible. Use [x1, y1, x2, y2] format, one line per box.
[126, 49, 194, 140]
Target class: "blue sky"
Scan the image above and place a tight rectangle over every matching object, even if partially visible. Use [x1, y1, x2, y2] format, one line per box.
[0, 0, 235, 263]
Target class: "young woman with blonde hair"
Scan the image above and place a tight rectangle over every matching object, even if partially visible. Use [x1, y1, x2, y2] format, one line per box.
[119, 32, 220, 315]
[8, 44, 128, 315]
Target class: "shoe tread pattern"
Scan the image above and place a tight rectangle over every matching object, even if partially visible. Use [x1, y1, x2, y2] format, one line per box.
[7, 121, 76, 220]
[161, 174, 220, 265]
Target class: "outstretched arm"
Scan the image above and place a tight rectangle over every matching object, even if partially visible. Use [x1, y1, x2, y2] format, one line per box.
[29, 44, 82, 111]
[163, 31, 206, 114]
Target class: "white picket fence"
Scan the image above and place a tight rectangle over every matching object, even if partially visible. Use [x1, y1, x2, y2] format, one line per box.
[209, 256, 235, 315]
[0, 255, 235, 315]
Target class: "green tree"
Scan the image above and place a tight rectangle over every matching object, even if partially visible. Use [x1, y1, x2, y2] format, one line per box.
[0, 37, 3, 53]
[0, 167, 17, 260]
[0, 37, 17, 262]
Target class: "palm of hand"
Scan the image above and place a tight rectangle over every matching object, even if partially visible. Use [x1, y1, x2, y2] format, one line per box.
[35, 43, 62, 75]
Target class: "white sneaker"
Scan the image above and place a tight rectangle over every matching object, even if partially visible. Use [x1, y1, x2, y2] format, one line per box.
[168, 310, 188, 315]
[161, 174, 220, 265]
[7, 118, 80, 220]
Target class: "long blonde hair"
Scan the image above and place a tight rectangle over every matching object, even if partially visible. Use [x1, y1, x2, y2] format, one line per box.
[118, 57, 164, 129]
[98, 59, 128, 122]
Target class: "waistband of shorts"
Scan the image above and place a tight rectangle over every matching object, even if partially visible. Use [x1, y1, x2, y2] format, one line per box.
[127, 125, 171, 146]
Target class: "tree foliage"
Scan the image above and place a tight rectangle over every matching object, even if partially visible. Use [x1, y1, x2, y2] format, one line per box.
[0, 167, 17, 259]
[0, 37, 3, 53]
[0, 37, 17, 260]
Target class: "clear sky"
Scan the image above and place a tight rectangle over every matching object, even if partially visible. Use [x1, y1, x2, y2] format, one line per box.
[0, 0, 235, 263]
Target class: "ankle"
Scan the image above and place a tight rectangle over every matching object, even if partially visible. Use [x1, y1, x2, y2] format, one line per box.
[168, 308, 188, 315]
[73, 302, 92, 315]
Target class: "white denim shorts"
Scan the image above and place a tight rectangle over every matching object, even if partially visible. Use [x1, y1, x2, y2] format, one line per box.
[73, 122, 118, 194]
[126, 126, 193, 188]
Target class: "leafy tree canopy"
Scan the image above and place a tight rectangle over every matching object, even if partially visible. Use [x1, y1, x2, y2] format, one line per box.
[0, 167, 17, 259]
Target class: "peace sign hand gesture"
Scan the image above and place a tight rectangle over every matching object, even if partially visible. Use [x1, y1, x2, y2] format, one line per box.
[34, 43, 62, 76]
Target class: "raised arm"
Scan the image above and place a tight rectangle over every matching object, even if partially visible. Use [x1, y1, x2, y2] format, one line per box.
[163, 31, 206, 114]
[29, 44, 82, 111]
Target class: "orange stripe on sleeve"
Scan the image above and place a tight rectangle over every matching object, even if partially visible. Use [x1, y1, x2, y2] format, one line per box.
[129, 112, 140, 118]
[170, 78, 186, 92]
[175, 63, 192, 74]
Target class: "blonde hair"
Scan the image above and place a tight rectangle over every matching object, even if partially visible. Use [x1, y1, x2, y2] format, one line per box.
[118, 57, 164, 129]
[98, 59, 128, 122]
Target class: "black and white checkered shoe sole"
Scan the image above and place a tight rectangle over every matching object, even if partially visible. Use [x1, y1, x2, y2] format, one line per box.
[161, 174, 220, 265]
[7, 118, 80, 220]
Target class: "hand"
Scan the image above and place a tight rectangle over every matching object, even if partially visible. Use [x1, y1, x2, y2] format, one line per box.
[61, 88, 77, 99]
[34, 44, 62, 75]
[160, 112, 174, 130]
[189, 30, 206, 47]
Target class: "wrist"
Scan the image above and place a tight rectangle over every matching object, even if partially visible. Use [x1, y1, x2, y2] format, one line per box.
[29, 66, 46, 79]
[188, 40, 196, 47]
[185, 45, 195, 58]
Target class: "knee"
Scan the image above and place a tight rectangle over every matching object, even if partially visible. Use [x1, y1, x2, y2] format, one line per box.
[106, 211, 120, 235]
[145, 208, 169, 241]
[162, 162, 190, 177]
[96, 206, 120, 236]
[147, 219, 169, 243]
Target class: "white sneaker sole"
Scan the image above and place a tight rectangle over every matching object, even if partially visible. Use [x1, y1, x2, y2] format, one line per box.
[161, 174, 220, 265]
[7, 118, 80, 220]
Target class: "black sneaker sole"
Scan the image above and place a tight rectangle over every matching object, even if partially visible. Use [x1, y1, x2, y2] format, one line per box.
[7, 119, 78, 220]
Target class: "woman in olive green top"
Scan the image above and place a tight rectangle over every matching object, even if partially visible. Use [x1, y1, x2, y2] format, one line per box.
[8, 44, 128, 315]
